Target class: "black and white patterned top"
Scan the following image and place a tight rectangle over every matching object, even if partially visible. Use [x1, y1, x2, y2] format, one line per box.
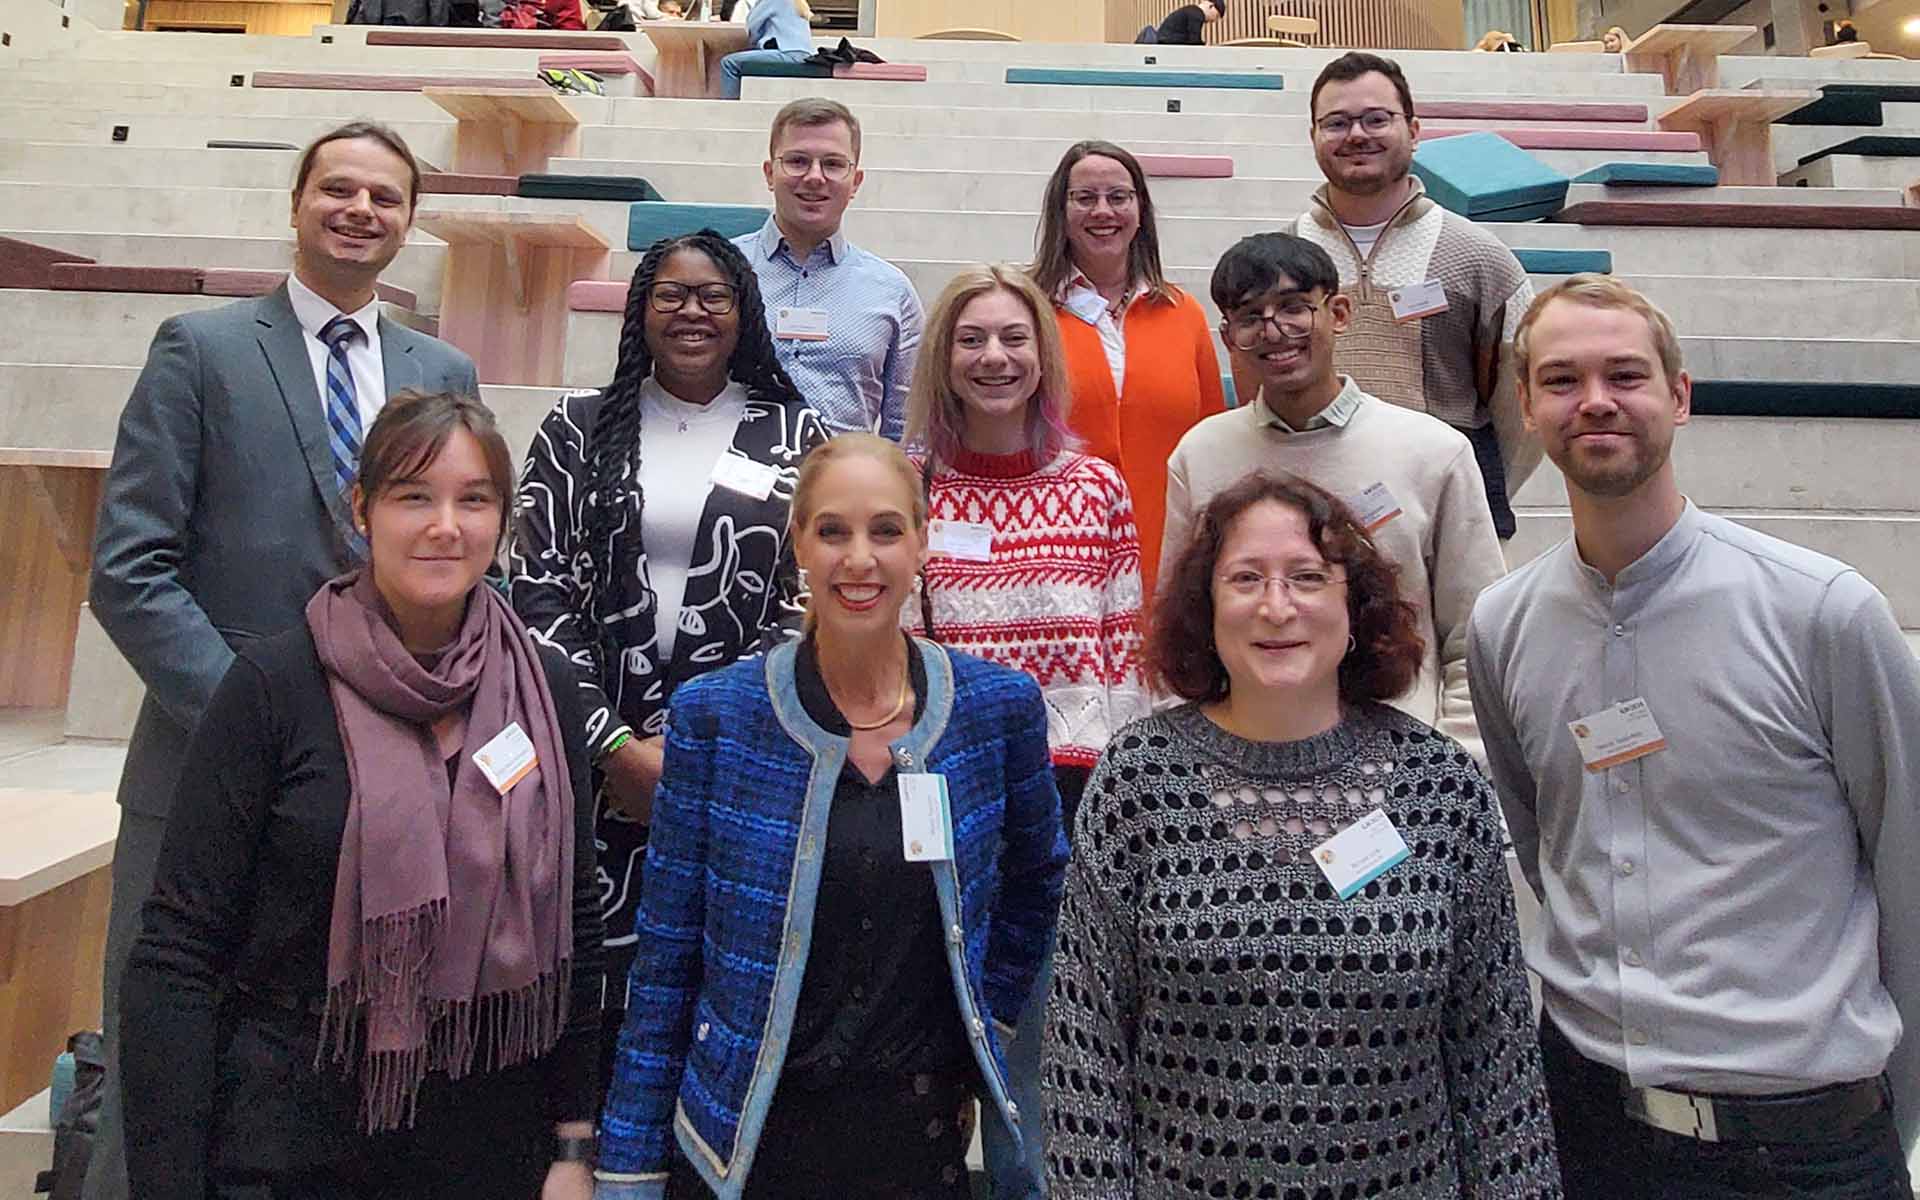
[1043, 702, 1562, 1200]
[508, 385, 827, 979]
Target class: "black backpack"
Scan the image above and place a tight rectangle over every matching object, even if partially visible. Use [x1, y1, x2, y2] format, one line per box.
[34, 1031, 106, 1200]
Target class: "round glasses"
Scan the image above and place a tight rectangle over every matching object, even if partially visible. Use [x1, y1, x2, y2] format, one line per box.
[648, 281, 738, 316]
[1065, 187, 1138, 212]
[775, 152, 855, 182]
[1216, 567, 1346, 600]
[1225, 299, 1323, 350]
[1313, 108, 1406, 139]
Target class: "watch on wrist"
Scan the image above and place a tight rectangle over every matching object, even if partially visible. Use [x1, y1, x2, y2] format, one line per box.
[554, 1133, 598, 1166]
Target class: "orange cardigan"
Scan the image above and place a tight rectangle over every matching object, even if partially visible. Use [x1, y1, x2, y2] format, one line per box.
[1057, 287, 1225, 603]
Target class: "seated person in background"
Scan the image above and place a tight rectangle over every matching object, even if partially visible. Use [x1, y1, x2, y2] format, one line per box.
[1135, 0, 1223, 44]
[1832, 18, 1859, 43]
[718, 0, 813, 95]
[1475, 28, 1524, 50]
[1601, 25, 1628, 51]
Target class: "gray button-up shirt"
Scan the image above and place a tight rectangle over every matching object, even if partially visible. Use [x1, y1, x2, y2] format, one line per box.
[1467, 502, 1920, 1140]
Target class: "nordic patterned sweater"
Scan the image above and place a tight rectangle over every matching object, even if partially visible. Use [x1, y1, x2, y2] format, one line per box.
[907, 447, 1150, 769]
[1042, 702, 1562, 1200]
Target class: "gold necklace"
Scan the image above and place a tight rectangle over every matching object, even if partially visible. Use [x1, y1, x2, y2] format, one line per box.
[843, 667, 911, 731]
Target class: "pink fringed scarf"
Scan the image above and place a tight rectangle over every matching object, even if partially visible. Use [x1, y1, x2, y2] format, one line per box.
[306, 571, 575, 1132]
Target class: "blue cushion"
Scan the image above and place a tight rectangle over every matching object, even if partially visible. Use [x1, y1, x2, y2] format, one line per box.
[1514, 248, 1613, 274]
[1573, 161, 1719, 186]
[1004, 67, 1283, 90]
[1412, 131, 1568, 220]
[627, 203, 768, 250]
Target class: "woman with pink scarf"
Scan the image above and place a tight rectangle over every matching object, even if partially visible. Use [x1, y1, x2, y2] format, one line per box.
[119, 391, 603, 1200]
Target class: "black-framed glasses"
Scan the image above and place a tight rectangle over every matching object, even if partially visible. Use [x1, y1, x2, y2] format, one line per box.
[648, 281, 738, 315]
[775, 152, 855, 181]
[1066, 187, 1138, 212]
[1225, 298, 1324, 350]
[1314, 108, 1406, 138]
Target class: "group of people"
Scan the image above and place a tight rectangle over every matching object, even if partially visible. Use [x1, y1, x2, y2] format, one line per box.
[74, 43, 1920, 1200]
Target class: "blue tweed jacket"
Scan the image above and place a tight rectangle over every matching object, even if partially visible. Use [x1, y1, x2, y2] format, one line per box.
[597, 637, 1068, 1199]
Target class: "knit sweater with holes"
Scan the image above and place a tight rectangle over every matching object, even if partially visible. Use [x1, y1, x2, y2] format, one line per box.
[1042, 701, 1561, 1200]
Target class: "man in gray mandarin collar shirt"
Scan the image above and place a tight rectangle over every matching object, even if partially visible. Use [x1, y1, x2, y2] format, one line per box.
[1466, 275, 1920, 1199]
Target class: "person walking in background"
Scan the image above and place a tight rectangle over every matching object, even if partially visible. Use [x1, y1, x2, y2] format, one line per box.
[509, 230, 826, 1080]
[1134, 0, 1223, 44]
[904, 264, 1149, 1199]
[736, 99, 923, 440]
[1044, 471, 1562, 1200]
[83, 121, 478, 1200]
[593, 435, 1068, 1199]
[120, 393, 602, 1200]
[1030, 140, 1224, 600]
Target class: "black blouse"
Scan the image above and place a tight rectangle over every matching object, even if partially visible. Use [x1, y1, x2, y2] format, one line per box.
[781, 636, 971, 1090]
[119, 623, 604, 1199]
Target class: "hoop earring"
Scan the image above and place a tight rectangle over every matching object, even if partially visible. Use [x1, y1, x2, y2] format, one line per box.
[1345, 634, 1358, 657]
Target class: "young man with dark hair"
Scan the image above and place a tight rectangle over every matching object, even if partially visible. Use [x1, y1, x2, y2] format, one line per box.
[1293, 50, 1540, 540]
[1161, 232, 1505, 762]
[1137, 0, 1224, 44]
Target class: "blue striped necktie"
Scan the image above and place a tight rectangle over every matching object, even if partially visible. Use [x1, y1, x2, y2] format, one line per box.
[321, 315, 363, 496]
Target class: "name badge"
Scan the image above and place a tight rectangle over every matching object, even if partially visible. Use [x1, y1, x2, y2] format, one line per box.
[473, 721, 538, 795]
[1569, 698, 1668, 772]
[1348, 481, 1404, 533]
[1388, 278, 1449, 323]
[711, 453, 778, 501]
[1311, 808, 1410, 900]
[898, 773, 955, 862]
[774, 306, 830, 341]
[927, 518, 994, 562]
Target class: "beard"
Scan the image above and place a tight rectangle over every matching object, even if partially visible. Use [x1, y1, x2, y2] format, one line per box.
[1558, 431, 1673, 499]
[1319, 142, 1414, 195]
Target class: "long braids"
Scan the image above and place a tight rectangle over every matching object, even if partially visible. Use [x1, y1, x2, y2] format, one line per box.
[578, 229, 808, 680]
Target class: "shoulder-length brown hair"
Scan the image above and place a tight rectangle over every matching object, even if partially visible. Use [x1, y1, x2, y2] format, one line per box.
[1028, 140, 1176, 306]
[1146, 472, 1425, 705]
[353, 389, 514, 552]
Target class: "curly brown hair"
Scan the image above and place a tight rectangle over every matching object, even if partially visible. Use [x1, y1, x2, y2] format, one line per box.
[1146, 472, 1425, 705]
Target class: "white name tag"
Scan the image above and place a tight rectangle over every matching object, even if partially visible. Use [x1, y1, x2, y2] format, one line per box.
[473, 721, 537, 795]
[1311, 808, 1410, 900]
[774, 305, 830, 341]
[1569, 697, 1668, 772]
[1348, 481, 1404, 533]
[711, 453, 778, 501]
[1388, 278, 1449, 323]
[927, 518, 994, 562]
[898, 773, 955, 862]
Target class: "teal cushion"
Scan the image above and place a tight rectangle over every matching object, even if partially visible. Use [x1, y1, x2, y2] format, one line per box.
[1514, 248, 1612, 274]
[733, 58, 831, 78]
[627, 203, 768, 249]
[1691, 380, 1919, 420]
[1412, 131, 1568, 220]
[519, 174, 662, 202]
[1004, 67, 1283, 90]
[1573, 161, 1719, 186]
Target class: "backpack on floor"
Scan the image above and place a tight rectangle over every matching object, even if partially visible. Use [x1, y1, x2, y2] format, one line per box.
[33, 1032, 106, 1200]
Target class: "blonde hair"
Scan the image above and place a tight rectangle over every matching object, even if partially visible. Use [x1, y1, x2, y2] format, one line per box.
[1514, 273, 1684, 386]
[904, 265, 1075, 468]
[1474, 29, 1518, 50]
[789, 434, 927, 632]
[1601, 25, 1628, 49]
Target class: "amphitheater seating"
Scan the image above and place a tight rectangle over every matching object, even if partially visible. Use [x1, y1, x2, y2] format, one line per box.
[1415, 99, 1649, 122]
[1654, 89, 1813, 185]
[1512, 248, 1614, 274]
[731, 58, 832, 80]
[1004, 67, 1285, 90]
[364, 28, 627, 50]
[1135, 154, 1233, 178]
[1554, 199, 1920, 229]
[518, 173, 663, 202]
[49, 264, 202, 292]
[1797, 134, 1920, 167]
[834, 63, 928, 81]
[1692, 380, 1919, 419]
[536, 51, 654, 97]
[1622, 24, 1758, 94]
[1573, 161, 1720, 185]
[1422, 127, 1704, 152]
[0, 235, 92, 288]
[251, 71, 544, 92]
[1411, 131, 1569, 221]
[423, 171, 519, 195]
[627, 202, 769, 249]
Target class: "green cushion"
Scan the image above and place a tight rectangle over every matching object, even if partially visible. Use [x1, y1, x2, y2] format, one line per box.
[627, 203, 768, 250]
[1573, 162, 1719, 186]
[1797, 135, 1920, 167]
[732, 58, 832, 78]
[1691, 380, 1920, 420]
[1004, 67, 1283, 90]
[1774, 88, 1883, 128]
[519, 174, 663, 202]
[1514, 248, 1612, 274]
[1412, 131, 1568, 220]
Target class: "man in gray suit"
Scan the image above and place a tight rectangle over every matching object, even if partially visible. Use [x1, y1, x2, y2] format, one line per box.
[82, 121, 478, 1200]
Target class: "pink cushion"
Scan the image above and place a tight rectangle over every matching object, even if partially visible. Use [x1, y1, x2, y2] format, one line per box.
[1422, 127, 1702, 152]
[422, 171, 520, 195]
[1417, 100, 1648, 122]
[568, 280, 628, 312]
[831, 63, 928, 81]
[539, 51, 656, 93]
[0, 235, 94, 289]
[251, 71, 544, 92]
[200, 270, 420, 309]
[50, 264, 203, 293]
[1135, 153, 1233, 178]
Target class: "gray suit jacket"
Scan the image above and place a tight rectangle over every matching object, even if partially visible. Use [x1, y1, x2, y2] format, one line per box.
[89, 283, 479, 819]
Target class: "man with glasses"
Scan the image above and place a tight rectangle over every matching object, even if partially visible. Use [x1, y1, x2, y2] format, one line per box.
[1291, 51, 1539, 542]
[1162, 233, 1505, 760]
[734, 98, 923, 440]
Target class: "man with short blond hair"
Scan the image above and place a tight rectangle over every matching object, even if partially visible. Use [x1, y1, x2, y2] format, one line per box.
[1469, 274, 1920, 1198]
[735, 98, 921, 440]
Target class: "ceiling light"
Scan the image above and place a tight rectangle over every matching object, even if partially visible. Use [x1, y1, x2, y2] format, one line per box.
[1906, 15, 1920, 36]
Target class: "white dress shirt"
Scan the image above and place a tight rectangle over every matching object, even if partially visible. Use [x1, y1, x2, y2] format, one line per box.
[635, 377, 749, 662]
[1057, 271, 1145, 396]
[286, 272, 386, 436]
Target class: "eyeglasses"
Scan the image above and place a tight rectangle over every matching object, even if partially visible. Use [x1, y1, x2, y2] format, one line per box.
[1065, 187, 1138, 212]
[647, 281, 738, 316]
[1313, 108, 1406, 138]
[775, 152, 856, 182]
[1216, 567, 1347, 600]
[1225, 299, 1324, 350]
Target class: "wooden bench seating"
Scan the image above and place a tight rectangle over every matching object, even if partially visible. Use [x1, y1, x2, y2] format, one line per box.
[423, 171, 521, 196]
[833, 63, 928, 81]
[537, 52, 654, 97]
[252, 71, 545, 92]
[1416, 100, 1649, 123]
[364, 29, 628, 50]
[1552, 200, 1920, 231]
[1656, 89, 1814, 186]
[1622, 23, 1757, 94]
[567, 279, 627, 311]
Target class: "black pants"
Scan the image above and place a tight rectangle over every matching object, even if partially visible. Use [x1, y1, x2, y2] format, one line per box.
[204, 1005, 551, 1199]
[666, 1071, 972, 1199]
[1462, 421, 1516, 540]
[1054, 764, 1090, 842]
[1539, 1016, 1912, 1200]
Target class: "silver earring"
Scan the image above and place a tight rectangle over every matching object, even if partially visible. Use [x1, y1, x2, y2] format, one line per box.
[1345, 634, 1358, 656]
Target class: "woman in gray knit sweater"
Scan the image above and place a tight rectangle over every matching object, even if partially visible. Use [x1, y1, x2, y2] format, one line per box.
[1042, 472, 1561, 1199]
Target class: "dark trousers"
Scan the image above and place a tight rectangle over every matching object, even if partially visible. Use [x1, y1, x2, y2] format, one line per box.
[1462, 422, 1516, 540]
[1539, 1017, 1912, 1200]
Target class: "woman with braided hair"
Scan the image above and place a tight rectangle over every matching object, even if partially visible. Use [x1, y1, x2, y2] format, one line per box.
[509, 230, 828, 1079]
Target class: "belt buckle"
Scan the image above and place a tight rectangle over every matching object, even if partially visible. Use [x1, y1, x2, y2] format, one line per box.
[1625, 1085, 1720, 1142]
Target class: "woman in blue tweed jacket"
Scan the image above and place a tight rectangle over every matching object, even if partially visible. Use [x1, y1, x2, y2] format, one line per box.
[594, 434, 1069, 1199]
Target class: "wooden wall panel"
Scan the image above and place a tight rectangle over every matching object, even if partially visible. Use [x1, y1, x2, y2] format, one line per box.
[143, 0, 332, 34]
[0, 867, 111, 1115]
[1120, 0, 1466, 48]
[0, 466, 102, 711]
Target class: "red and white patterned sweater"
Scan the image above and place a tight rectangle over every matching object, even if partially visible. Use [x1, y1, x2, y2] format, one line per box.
[906, 447, 1149, 769]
